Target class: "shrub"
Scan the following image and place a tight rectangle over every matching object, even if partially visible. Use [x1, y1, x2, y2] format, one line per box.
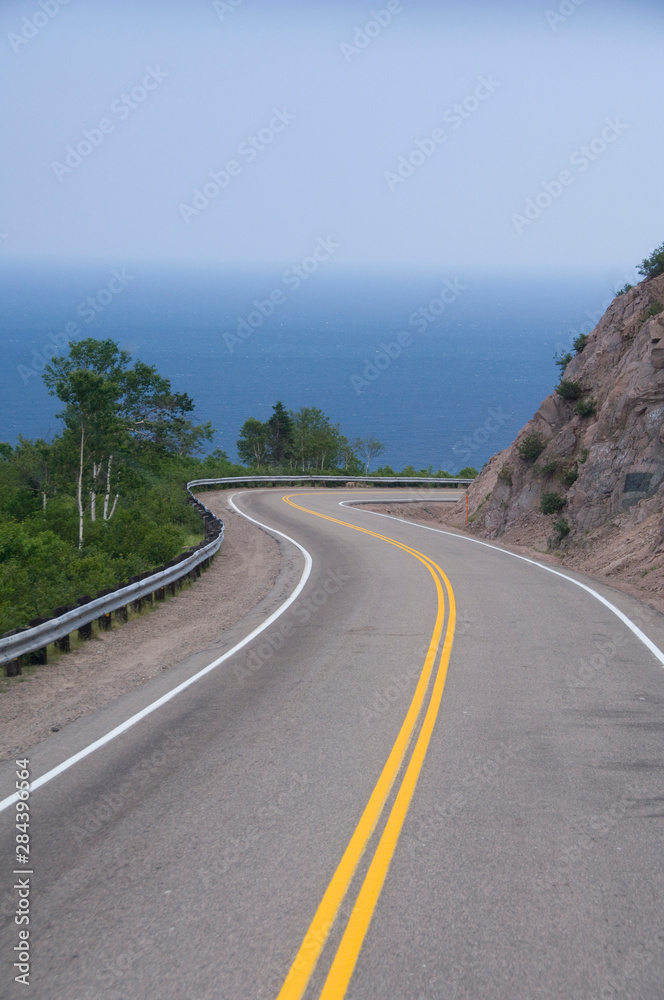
[538, 460, 559, 477]
[497, 464, 512, 486]
[518, 432, 546, 464]
[578, 447, 589, 464]
[573, 333, 589, 354]
[558, 466, 579, 487]
[646, 300, 663, 318]
[554, 351, 573, 374]
[555, 380, 584, 401]
[574, 397, 597, 418]
[638, 242, 664, 281]
[457, 466, 478, 479]
[615, 283, 634, 296]
[137, 524, 185, 566]
[540, 492, 566, 515]
[553, 517, 570, 538]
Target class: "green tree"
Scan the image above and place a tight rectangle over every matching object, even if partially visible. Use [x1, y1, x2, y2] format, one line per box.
[10, 437, 55, 512]
[292, 407, 344, 471]
[237, 417, 270, 466]
[267, 402, 295, 464]
[43, 338, 213, 548]
[353, 436, 385, 474]
[638, 242, 664, 280]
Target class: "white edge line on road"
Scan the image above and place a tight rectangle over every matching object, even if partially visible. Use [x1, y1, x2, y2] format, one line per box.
[0, 492, 312, 815]
[340, 500, 664, 668]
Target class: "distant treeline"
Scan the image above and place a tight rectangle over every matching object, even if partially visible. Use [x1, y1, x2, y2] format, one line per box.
[0, 338, 475, 634]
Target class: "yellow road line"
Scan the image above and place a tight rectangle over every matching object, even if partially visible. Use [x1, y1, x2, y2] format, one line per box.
[320, 568, 456, 999]
[275, 494, 456, 1000]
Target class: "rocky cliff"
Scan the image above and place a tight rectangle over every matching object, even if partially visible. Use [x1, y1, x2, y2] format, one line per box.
[442, 272, 664, 607]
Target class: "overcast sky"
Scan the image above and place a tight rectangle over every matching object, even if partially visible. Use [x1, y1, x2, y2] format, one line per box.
[2, 0, 663, 274]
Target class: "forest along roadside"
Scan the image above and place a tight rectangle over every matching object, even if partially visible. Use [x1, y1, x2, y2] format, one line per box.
[0, 492, 279, 762]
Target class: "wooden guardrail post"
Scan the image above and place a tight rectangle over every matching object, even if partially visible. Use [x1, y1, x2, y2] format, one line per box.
[52, 605, 73, 652]
[27, 618, 48, 664]
[2, 628, 27, 676]
[76, 597, 94, 640]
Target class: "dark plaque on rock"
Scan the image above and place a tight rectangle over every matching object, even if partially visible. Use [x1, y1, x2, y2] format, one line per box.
[623, 473, 652, 493]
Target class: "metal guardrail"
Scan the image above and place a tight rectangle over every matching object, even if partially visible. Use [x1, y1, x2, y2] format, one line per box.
[0, 476, 471, 671]
[0, 491, 224, 671]
[188, 475, 474, 489]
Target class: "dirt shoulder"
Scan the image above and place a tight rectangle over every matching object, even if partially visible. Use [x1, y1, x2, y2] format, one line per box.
[0, 492, 280, 762]
[358, 499, 664, 616]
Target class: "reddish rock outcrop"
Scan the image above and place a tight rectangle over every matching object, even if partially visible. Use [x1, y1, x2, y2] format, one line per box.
[439, 273, 664, 607]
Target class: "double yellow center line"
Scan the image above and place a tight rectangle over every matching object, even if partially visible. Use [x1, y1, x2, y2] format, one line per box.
[275, 494, 457, 1000]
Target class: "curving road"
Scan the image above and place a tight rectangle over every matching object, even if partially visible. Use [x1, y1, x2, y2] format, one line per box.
[1, 488, 663, 1000]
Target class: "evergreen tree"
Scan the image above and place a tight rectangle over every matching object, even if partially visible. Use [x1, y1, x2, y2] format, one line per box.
[267, 402, 294, 464]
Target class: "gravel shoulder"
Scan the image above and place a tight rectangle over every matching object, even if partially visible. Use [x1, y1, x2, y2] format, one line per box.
[0, 492, 281, 761]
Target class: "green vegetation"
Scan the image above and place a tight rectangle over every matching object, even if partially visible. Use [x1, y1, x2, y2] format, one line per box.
[0, 339, 240, 635]
[554, 334, 588, 377]
[1, 338, 477, 636]
[554, 350, 573, 375]
[540, 492, 566, 515]
[646, 300, 663, 318]
[497, 464, 512, 485]
[553, 517, 571, 539]
[468, 492, 491, 523]
[537, 460, 560, 478]
[574, 397, 597, 418]
[558, 466, 579, 487]
[578, 448, 589, 464]
[638, 242, 664, 281]
[457, 467, 478, 479]
[517, 432, 546, 464]
[237, 402, 371, 473]
[615, 283, 633, 296]
[555, 380, 584, 401]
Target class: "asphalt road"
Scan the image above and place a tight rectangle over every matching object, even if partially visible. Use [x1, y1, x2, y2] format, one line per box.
[1, 488, 663, 1000]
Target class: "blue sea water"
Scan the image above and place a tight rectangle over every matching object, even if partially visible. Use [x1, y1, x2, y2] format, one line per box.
[0, 261, 627, 471]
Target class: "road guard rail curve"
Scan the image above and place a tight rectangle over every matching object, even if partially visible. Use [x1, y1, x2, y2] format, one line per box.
[0, 476, 471, 671]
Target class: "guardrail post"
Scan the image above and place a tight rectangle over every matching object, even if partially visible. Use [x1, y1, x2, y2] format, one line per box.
[153, 567, 166, 600]
[96, 590, 114, 630]
[77, 597, 94, 640]
[5, 656, 22, 677]
[27, 618, 48, 664]
[52, 605, 72, 652]
[2, 628, 27, 676]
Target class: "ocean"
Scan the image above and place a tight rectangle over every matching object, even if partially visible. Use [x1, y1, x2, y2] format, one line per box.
[0, 261, 630, 472]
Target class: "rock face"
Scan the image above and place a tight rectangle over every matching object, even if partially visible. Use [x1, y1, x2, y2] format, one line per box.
[445, 273, 664, 606]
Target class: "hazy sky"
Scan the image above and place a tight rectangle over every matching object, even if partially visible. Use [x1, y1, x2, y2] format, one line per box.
[2, 0, 663, 273]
